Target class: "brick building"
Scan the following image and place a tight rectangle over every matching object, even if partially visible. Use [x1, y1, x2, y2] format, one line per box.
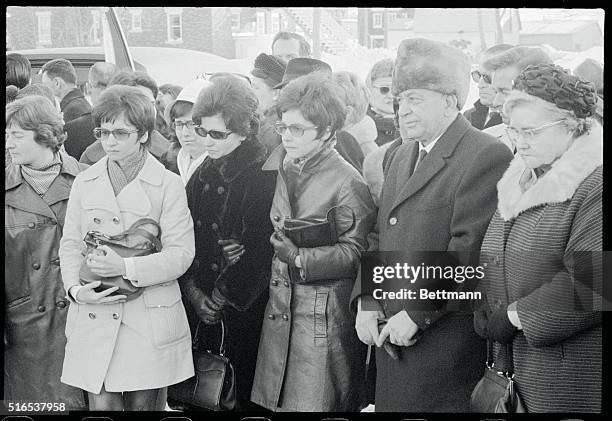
[6, 6, 236, 58]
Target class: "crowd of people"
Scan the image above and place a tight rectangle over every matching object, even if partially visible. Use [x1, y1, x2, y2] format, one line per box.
[5, 30, 603, 413]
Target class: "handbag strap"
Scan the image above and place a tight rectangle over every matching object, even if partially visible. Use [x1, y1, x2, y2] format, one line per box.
[487, 339, 515, 378]
[326, 205, 356, 237]
[194, 318, 228, 356]
[105, 218, 162, 252]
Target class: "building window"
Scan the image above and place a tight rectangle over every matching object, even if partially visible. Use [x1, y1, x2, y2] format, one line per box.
[370, 35, 385, 48]
[36, 11, 51, 46]
[166, 10, 182, 43]
[388, 12, 397, 23]
[271, 10, 281, 34]
[256, 12, 265, 35]
[130, 9, 142, 33]
[231, 11, 241, 31]
[372, 13, 383, 29]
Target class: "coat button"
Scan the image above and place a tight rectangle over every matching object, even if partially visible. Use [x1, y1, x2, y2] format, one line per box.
[389, 217, 397, 226]
[93, 217, 101, 224]
[271, 280, 278, 286]
[284, 281, 290, 287]
[273, 215, 280, 222]
[282, 314, 289, 321]
[27, 222, 35, 229]
[204, 184, 210, 192]
[425, 318, 431, 325]
[32, 262, 41, 270]
[112, 217, 120, 224]
[211, 263, 219, 272]
[211, 222, 219, 231]
[113, 313, 120, 320]
[217, 186, 225, 195]
[56, 300, 67, 309]
[37, 305, 45, 312]
[196, 220, 202, 228]
[88, 312, 96, 319]
[268, 314, 275, 320]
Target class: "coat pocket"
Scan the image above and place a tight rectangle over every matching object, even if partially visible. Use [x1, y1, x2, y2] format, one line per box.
[143, 282, 191, 349]
[314, 291, 329, 347]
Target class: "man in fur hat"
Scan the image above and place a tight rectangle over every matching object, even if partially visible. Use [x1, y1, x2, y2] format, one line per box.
[350, 38, 513, 412]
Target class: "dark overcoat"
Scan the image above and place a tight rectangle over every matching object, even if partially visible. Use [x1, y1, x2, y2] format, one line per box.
[60, 87, 92, 123]
[463, 99, 503, 130]
[351, 114, 513, 412]
[479, 124, 602, 413]
[4, 153, 86, 409]
[180, 138, 276, 408]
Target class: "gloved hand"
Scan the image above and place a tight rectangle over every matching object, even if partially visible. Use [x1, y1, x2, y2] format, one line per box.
[218, 239, 245, 266]
[487, 306, 518, 344]
[183, 281, 223, 325]
[269, 230, 299, 266]
[473, 308, 490, 339]
[211, 287, 228, 309]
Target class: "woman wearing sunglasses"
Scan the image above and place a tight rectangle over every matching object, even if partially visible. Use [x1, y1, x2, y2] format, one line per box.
[58, 85, 196, 410]
[178, 76, 276, 411]
[251, 73, 377, 412]
[365, 58, 399, 146]
[474, 64, 602, 412]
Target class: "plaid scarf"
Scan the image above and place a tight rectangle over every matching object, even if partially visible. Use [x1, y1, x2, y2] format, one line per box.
[20, 153, 62, 196]
[107, 146, 148, 196]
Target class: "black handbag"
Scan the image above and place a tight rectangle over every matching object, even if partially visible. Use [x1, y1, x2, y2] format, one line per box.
[168, 319, 236, 411]
[282, 205, 355, 248]
[471, 340, 526, 413]
[79, 218, 162, 301]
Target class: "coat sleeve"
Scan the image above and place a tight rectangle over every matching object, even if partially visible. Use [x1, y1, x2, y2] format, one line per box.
[59, 174, 86, 296]
[517, 175, 602, 348]
[126, 174, 195, 287]
[214, 172, 276, 311]
[406, 141, 513, 331]
[298, 176, 377, 283]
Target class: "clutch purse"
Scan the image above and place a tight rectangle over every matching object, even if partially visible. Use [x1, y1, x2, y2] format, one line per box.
[282, 206, 355, 248]
[78, 218, 162, 301]
[168, 319, 237, 411]
[470, 340, 526, 413]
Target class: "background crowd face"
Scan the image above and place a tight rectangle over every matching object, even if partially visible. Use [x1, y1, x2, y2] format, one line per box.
[476, 62, 495, 107]
[251, 76, 276, 114]
[99, 113, 147, 163]
[370, 76, 394, 115]
[272, 38, 302, 62]
[156, 92, 175, 116]
[174, 110, 207, 158]
[508, 102, 573, 169]
[279, 108, 327, 160]
[397, 89, 449, 143]
[199, 113, 244, 159]
[491, 66, 521, 124]
[5, 123, 53, 167]
[41, 71, 64, 99]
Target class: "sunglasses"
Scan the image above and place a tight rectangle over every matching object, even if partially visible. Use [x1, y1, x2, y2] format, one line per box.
[274, 122, 319, 137]
[471, 70, 492, 84]
[194, 126, 233, 140]
[374, 86, 391, 95]
[93, 127, 138, 141]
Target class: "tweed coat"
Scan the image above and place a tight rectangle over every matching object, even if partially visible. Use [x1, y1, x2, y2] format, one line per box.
[179, 138, 276, 408]
[478, 123, 603, 413]
[251, 142, 377, 412]
[58, 152, 195, 393]
[4, 153, 86, 409]
[350, 114, 513, 412]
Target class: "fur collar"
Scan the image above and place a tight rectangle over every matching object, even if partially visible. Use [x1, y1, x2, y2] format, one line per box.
[497, 122, 602, 221]
[346, 115, 378, 144]
[202, 137, 266, 184]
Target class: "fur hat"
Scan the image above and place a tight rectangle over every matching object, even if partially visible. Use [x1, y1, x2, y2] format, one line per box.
[392, 38, 471, 109]
[251, 53, 287, 88]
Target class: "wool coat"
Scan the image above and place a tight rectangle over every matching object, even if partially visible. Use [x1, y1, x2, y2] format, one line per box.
[58, 153, 195, 394]
[63, 112, 96, 160]
[350, 114, 514, 412]
[251, 142, 377, 412]
[478, 123, 603, 413]
[4, 153, 86, 409]
[60, 87, 92, 123]
[179, 138, 276, 408]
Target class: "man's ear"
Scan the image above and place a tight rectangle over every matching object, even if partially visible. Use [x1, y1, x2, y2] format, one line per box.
[444, 94, 459, 115]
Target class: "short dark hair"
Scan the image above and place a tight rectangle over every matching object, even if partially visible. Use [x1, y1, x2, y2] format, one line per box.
[6, 53, 32, 89]
[41, 58, 77, 85]
[16, 83, 56, 105]
[108, 70, 158, 98]
[158, 84, 183, 99]
[192, 76, 259, 137]
[483, 46, 552, 73]
[93, 85, 155, 146]
[276, 73, 347, 138]
[272, 31, 312, 57]
[6, 95, 66, 152]
[169, 100, 193, 121]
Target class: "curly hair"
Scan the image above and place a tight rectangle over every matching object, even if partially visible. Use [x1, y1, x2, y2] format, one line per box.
[192, 76, 260, 137]
[276, 73, 347, 138]
[332, 71, 369, 127]
[93, 85, 155, 146]
[5, 95, 66, 153]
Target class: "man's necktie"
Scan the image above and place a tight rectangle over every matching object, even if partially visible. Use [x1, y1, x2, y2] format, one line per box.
[413, 149, 428, 174]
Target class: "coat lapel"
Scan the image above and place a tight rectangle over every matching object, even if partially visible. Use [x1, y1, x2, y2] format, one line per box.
[80, 157, 122, 215]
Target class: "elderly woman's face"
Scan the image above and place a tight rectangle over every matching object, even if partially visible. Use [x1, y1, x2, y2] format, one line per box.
[5, 122, 52, 167]
[508, 102, 573, 169]
[251, 76, 276, 114]
[174, 110, 206, 159]
[100, 113, 147, 163]
[199, 114, 243, 160]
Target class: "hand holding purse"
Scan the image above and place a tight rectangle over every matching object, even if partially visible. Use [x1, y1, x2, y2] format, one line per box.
[282, 205, 356, 248]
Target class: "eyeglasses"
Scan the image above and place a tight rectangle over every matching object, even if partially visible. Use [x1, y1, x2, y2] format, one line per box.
[194, 126, 233, 140]
[374, 86, 391, 95]
[93, 128, 139, 141]
[505, 119, 566, 143]
[173, 121, 197, 131]
[274, 122, 319, 137]
[471, 70, 492, 84]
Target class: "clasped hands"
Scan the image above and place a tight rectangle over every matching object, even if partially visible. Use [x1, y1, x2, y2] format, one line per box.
[355, 296, 419, 348]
